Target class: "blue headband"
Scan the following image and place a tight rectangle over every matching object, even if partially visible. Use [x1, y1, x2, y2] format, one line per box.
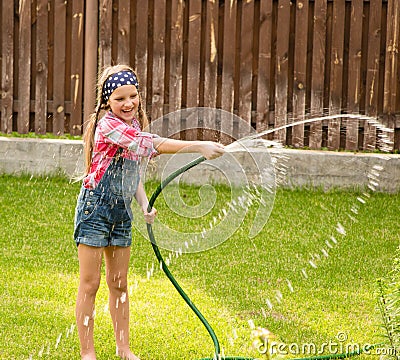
[102, 70, 139, 103]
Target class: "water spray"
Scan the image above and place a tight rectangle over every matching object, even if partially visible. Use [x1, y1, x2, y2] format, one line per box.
[145, 154, 384, 360]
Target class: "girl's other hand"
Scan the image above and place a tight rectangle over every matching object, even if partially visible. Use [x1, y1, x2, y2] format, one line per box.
[199, 141, 225, 160]
[142, 206, 158, 224]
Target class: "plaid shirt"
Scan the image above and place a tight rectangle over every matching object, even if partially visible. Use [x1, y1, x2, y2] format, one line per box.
[83, 111, 158, 189]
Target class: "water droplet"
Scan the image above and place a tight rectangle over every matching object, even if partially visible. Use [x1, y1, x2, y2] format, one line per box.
[275, 290, 283, 303]
[321, 249, 329, 257]
[55, 333, 62, 349]
[38, 345, 44, 356]
[324, 240, 333, 249]
[120, 292, 126, 303]
[286, 279, 294, 292]
[350, 206, 359, 214]
[336, 223, 346, 235]
[266, 298, 273, 309]
[301, 269, 308, 279]
[261, 307, 267, 317]
[368, 184, 376, 191]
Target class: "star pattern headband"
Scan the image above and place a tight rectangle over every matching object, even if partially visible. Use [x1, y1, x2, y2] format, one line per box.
[102, 70, 139, 103]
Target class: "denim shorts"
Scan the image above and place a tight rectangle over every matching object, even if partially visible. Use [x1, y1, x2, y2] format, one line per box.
[74, 156, 140, 248]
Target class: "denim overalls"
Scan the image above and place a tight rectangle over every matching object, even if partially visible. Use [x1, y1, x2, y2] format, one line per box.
[74, 151, 140, 247]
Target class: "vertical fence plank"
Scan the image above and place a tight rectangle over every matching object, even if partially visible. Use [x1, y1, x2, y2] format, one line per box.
[184, 0, 202, 139]
[203, 0, 219, 141]
[1, 1, 14, 133]
[345, 0, 363, 151]
[365, 0, 382, 117]
[327, 0, 345, 150]
[135, 0, 149, 111]
[274, 0, 291, 142]
[117, 0, 130, 64]
[186, 0, 202, 109]
[309, 0, 327, 149]
[35, 0, 48, 134]
[83, 0, 98, 127]
[99, 0, 113, 69]
[363, 0, 381, 150]
[220, 1, 237, 141]
[70, 0, 84, 135]
[292, 0, 309, 148]
[169, 0, 184, 114]
[256, 0, 272, 133]
[204, 0, 218, 109]
[238, 0, 254, 125]
[151, 0, 166, 122]
[18, 0, 31, 133]
[53, 0, 66, 135]
[221, 1, 236, 115]
[383, 0, 399, 150]
[384, 0, 400, 115]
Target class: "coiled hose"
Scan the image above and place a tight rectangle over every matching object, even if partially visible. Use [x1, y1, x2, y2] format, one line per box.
[145, 155, 382, 360]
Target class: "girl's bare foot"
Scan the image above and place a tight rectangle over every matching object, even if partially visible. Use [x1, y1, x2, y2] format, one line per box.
[81, 353, 96, 360]
[117, 348, 140, 360]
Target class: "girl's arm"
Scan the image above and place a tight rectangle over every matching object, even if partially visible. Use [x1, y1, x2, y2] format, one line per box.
[100, 114, 225, 160]
[153, 138, 225, 160]
[135, 180, 157, 224]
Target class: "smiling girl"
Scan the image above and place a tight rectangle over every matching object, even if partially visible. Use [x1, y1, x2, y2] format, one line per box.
[74, 64, 224, 360]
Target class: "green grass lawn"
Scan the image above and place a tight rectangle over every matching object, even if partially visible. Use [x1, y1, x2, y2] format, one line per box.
[0, 174, 399, 360]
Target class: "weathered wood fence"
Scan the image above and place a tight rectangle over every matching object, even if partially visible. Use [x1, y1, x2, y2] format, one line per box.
[1, 0, 399, 151]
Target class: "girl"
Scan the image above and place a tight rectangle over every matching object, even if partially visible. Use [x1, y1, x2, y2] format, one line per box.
[74, 64, 224, 360]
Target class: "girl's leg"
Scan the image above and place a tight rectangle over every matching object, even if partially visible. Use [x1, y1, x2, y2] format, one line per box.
[76, 244, 104, 360]
[104, 246, 140, 360]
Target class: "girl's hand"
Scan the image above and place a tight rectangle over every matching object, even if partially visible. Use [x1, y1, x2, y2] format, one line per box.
[199, 141, 225, 160]
[142, 205, 158, 224]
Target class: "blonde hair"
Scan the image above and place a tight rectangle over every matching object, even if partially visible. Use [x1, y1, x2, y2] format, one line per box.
[82, 64, 149, 175]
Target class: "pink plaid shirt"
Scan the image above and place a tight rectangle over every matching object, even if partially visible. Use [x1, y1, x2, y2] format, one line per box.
[83, 111, 158, 189]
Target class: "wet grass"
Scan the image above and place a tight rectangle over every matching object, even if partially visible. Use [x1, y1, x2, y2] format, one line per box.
[0, 174, 399, 359]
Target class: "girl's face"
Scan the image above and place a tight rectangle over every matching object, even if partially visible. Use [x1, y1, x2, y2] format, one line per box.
[108, 84, 139, 124]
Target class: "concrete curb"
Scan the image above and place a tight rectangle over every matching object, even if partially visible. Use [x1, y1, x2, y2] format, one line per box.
[0, 137, 85, 176]
[0, 137, 399, 192]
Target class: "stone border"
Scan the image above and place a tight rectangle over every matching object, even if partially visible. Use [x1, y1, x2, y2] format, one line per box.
[0, 137, 399, 192]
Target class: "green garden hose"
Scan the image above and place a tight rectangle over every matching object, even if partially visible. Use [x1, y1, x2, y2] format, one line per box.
[146, 155, 253, 360]
[145, 155, 383, 360]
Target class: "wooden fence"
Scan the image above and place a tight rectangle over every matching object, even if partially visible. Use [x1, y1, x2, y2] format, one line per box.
[1, 0, 400, 151]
